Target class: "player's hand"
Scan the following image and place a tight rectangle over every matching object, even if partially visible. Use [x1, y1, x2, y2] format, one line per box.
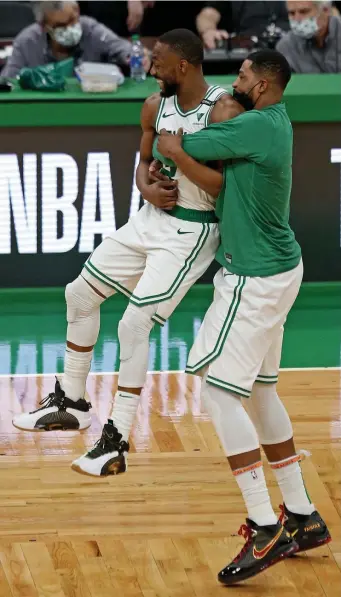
[148, 160, 169, 183]
[127, 0, 144, 31]
[143, 179, 178, 210]
[202, 29, 228, 50]
[157, 128, 183, 159]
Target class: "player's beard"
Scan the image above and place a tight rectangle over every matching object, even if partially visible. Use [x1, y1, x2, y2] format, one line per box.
[160, 80, 178, 98]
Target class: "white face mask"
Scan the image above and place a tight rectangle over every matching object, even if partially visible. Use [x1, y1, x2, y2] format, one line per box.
[289, 16, 319, 39]
[50, 22, 82, 47]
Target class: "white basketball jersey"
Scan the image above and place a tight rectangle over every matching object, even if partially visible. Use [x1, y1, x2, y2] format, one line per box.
[155, 85, 227, 211]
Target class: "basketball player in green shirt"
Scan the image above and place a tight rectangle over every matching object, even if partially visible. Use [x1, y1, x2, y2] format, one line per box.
[156, 50, 331, 586]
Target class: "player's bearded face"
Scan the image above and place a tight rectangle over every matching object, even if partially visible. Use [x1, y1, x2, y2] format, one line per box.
[159, 77, 178, 98]
[152, 68, 178, 97]
[151, 44, 180, 98]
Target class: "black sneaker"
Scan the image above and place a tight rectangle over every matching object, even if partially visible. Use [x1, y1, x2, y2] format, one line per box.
[218, 519, 298, 586]
[71, 419, 130, 477]
[279, 504, 331, 553]
[12, 379, 92, 431]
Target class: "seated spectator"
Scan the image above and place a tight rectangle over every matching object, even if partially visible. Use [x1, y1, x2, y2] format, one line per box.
[277, 1, 341, 72]
[2, 1, 150, 78]
[196, 1, 289, 49]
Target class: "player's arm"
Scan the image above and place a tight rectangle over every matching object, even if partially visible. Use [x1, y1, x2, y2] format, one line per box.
[158, 129, 223, 198]
[158, 109, 267, 163]
[204, 94, 244, 173]
[155, 96, 244, 198]
[209, 93, 244, 124]
[136, 94, 178, 210]
[136, 94, 159, 192]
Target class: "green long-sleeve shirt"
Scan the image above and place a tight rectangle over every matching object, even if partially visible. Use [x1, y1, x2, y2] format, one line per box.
[156, 102, 302, 277]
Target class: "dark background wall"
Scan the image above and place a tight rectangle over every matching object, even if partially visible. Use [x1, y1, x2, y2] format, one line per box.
[0, 122, 340, 287]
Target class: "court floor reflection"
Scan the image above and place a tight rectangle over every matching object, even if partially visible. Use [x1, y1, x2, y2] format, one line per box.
[0, 284, 340, 375]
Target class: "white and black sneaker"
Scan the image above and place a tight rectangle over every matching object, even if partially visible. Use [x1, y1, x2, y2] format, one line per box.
[71, 419, 129, 477]
[12, 379, 92, 431]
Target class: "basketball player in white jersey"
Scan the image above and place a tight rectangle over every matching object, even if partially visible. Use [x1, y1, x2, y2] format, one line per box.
[13, 29, 243, 477]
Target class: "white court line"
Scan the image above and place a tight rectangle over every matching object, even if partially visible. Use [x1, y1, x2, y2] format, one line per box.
[0, 367, 340, 379]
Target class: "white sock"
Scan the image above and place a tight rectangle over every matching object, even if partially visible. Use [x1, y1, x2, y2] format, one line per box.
[234, 462, 278, 526]
[110, 391, 141, 442]
[270, 455, 315, 515]
[61, 348, 93, 401]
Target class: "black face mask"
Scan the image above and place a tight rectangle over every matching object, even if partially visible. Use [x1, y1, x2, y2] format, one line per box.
[232, 81, 261, 111]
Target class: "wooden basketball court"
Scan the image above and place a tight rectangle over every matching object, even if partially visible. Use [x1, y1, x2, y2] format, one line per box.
[0, 369, 340, 596]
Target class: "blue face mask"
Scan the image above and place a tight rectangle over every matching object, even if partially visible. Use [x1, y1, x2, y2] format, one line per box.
[289, 16, 319, 39]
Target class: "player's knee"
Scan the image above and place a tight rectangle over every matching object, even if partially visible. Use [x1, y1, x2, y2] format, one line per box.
[65, 276, 104, 324]
[249, 382, 293, 444]
[251, 382, 277, 403]
[118, 304, 154, 361]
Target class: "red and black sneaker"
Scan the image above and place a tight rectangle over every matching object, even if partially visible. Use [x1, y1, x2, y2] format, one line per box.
[218, 519, 298, 586]
[279, 504, 331, 553]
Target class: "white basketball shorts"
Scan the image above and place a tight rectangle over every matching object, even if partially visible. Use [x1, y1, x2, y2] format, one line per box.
[82, 203, 219, 324]
[186, 260, 304, 396]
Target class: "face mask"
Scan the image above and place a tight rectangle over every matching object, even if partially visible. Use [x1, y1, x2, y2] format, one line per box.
[289, 17, 319, 39]
[50, 22, 82, 47]
[232, 81, 261, 111]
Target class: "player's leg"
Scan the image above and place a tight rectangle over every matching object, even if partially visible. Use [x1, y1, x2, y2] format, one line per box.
[186, 266, 304, 585]
[64, 229, 145, 403]
[72, 210, 219, 476]
[11, 274, 105, 432]
[13, 218, 146, 432]
[114, 301, 157, 430]
[71, 300, 156, 476]
[112, 212, 218, 408]
[244, 328, 331, 553]
[189, 271, 280, 528]
[110, 215, 219, 452]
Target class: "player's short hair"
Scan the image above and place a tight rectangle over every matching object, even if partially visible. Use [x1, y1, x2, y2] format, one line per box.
[158, 29, 204, 66]
[247, 49, 292, 90]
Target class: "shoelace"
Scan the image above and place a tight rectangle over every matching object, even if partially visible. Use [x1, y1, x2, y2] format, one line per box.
[279, 504, 286, 525]
[233, 524, 254, 563]
[31, 392, 63, 413]
[88, 426, 122, 458]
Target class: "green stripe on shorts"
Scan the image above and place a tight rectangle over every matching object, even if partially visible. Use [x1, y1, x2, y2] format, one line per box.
[206, 375, 251, 398]
[128, 223, 210, 306]
[152, 313, 167, 326]
[186, 275, 246, 373]
[84, 224, 210, 308]
[255, 375, 278, 384]
[84, 261, 132, 298]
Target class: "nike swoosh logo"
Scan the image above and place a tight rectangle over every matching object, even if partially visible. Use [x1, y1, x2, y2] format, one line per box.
[163, 112, 176, 118]
[177, 229, 194, 235]
[253, 527, 284, 560]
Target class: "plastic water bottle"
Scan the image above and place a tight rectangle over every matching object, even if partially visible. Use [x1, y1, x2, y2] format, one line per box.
[130, 34, 146, 82]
